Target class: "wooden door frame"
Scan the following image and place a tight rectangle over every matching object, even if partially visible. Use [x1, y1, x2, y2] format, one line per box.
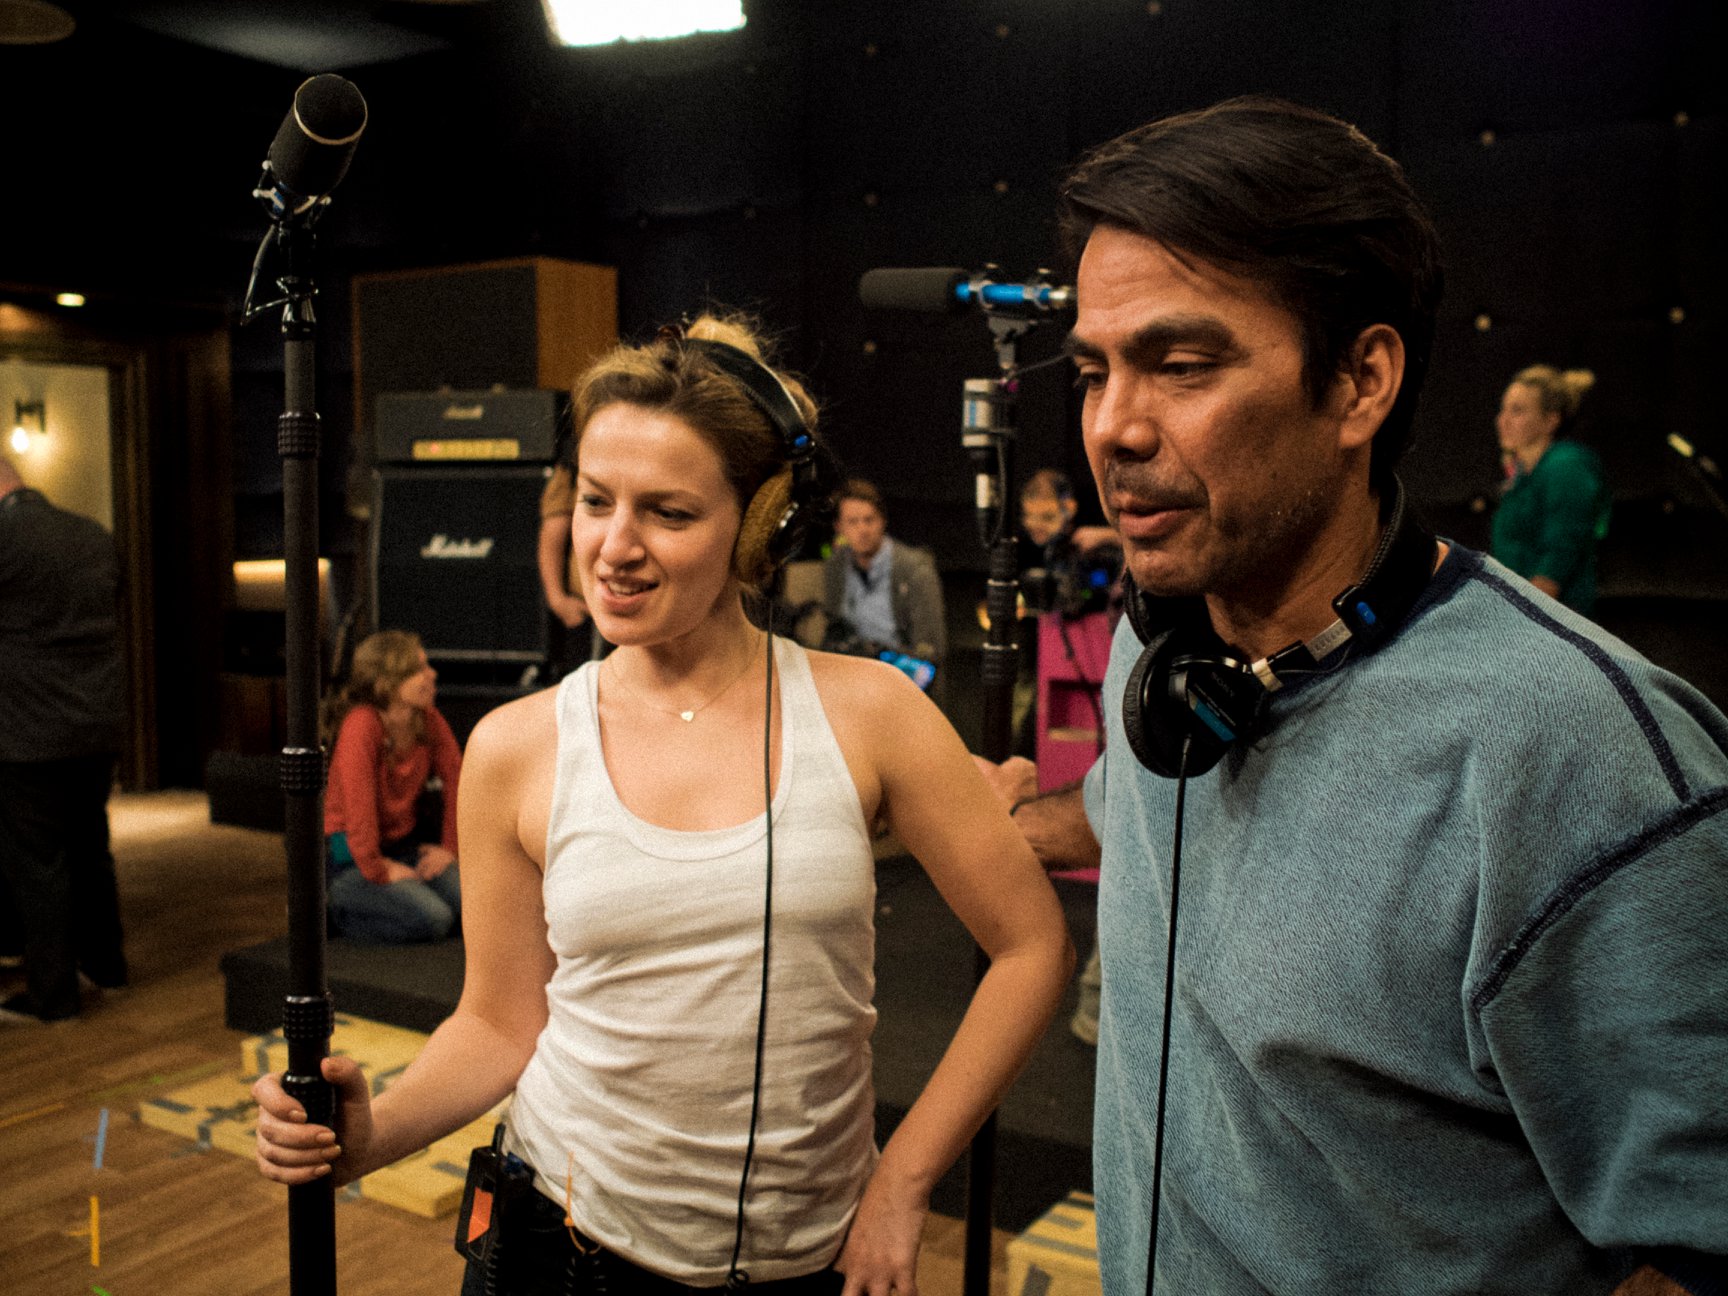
[0, 323, 155, 787]
[1, 296, 232, 790]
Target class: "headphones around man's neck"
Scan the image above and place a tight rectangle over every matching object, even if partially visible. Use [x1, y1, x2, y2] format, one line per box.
[681, 337, 838, 584]
[1120, 479, 1436, 778]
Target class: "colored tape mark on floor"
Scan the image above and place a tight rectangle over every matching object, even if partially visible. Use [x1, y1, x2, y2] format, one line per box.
[0, 1100, 67, 1130]
[94, 1108, 110, 1170]
[90, 1195, 100, 1267]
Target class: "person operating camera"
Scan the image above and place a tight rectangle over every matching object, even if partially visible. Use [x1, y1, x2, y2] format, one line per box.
[1018, 468, 1123, 619]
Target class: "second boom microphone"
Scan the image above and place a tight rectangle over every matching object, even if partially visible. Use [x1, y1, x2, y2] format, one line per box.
[859, 267, 1074, 315]
[263, 74, 369, 215]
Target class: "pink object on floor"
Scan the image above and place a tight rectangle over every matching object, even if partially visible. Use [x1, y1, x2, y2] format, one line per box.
[1036, 610, 1112, 792]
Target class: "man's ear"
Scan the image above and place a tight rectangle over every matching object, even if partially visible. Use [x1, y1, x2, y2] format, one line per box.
[1336, 324, 1405, 452]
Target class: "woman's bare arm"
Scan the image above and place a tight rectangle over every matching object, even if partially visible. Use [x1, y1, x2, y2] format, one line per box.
[254, 695, 558, 1184]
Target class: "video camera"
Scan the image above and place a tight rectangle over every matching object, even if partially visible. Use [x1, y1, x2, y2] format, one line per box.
[1022, 536, 1123, 619]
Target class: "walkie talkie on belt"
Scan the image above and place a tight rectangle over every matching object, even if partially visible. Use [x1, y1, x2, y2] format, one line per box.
[455, 1123, 533, 1268]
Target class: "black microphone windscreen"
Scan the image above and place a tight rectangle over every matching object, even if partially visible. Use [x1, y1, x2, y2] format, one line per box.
[267, 74, 368, 201]
[859, 267, 969, 313]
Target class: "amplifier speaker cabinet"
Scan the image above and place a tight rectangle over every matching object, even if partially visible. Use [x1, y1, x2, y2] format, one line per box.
[352, 257, 616, 466]
[375, 389, 567, 465]
[372, 465, 553, 664]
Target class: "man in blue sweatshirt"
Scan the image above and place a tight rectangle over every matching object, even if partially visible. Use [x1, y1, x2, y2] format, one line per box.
[992, 98, 1726, 1294]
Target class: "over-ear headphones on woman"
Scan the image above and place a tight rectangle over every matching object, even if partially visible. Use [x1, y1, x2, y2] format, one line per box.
[1121, 480, 1436, 778]
[681, 337, 839, 585]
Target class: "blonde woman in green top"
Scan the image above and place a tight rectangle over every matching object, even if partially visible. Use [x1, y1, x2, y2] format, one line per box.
[1491, 364, 1610, 613]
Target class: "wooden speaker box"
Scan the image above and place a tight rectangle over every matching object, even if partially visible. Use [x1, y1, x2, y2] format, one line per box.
[351, 256, 617, 468]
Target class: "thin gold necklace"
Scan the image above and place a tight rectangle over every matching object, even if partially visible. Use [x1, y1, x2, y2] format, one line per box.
[606, 634, 763, 723]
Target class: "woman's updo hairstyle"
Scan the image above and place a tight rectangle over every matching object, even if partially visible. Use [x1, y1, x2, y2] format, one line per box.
[321, 629, 428, 746]
[1513, 365, 1596, 431]
[571, 313, 823, 587]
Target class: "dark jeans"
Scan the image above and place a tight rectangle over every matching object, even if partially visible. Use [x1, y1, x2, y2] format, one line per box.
[326, 833, 461, 944]
[0, 753, 126, 1019]
[328, 862, 461, 943]
[458, 1186, 844, 1296]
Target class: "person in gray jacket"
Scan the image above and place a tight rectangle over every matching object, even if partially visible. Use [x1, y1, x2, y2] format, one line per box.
[820, 478, 945, 674]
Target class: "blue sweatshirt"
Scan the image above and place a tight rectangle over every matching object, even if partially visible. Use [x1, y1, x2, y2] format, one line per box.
[1086, 545, 1728, 1294]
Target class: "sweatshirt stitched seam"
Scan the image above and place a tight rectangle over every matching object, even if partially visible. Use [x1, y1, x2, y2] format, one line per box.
[1474, 565, 1688, 801]
[1469, 785, 1728, 1011]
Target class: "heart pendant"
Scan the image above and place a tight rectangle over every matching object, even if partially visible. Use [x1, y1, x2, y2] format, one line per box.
[679, 710, 695, 722]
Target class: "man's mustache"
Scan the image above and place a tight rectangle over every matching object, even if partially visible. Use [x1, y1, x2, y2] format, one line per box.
[1100, 462, 1204, 513]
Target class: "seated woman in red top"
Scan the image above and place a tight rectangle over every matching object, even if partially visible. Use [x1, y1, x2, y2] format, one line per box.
[322, 630, 463, 943]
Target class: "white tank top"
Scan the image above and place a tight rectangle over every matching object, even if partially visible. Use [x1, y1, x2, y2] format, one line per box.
[507, 636, 879, 1284]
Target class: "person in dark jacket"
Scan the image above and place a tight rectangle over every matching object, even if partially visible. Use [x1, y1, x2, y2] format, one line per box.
[0, 453, 128, 1024]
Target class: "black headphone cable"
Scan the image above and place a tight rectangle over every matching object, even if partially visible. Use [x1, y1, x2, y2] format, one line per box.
[726, 613, 777, 1289]
[1145, 729, 1191, 1296]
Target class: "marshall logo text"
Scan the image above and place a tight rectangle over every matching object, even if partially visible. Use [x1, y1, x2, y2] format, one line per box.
[420, 534, 495, 560]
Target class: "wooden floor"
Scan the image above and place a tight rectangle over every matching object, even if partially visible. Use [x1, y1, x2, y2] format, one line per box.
[0, 791, 1013, 1294]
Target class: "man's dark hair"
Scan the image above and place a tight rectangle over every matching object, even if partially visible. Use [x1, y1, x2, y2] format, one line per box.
[1060, 96, 1443, 488]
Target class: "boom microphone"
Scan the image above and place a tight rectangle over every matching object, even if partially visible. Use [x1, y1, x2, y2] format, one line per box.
[860, 267, 968, 312]
[260, 74, 368, 219]
[860, 266, 1074, 315]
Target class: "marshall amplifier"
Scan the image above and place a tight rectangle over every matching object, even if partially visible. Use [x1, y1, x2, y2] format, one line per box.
[375, 389, 567, 465]
[372, 465, 554, 663]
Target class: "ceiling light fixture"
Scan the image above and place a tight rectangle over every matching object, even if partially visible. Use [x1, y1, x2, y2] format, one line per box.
[541, 0, 744, 46]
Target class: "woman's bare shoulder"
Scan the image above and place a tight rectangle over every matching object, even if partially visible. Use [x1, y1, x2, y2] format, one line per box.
[803, 646, 949, 763]
[804, 645, 925, 711]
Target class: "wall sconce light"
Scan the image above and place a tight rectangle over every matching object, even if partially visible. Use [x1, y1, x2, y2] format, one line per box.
[11, 400, 45, 455]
